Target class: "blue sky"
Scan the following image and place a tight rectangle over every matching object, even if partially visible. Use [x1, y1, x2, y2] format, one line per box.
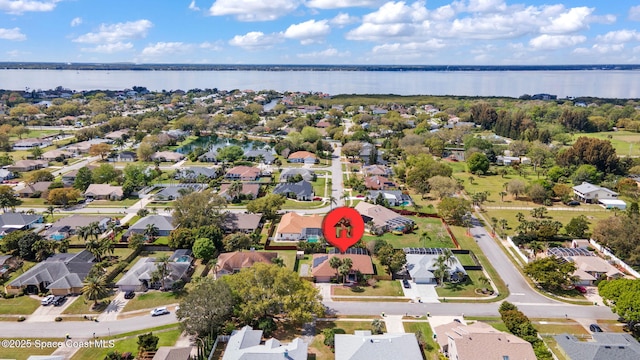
[0, 0, 639, 65]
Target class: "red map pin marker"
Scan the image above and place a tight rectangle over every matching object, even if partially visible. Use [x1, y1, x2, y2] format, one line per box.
[322, 207, 365, 253]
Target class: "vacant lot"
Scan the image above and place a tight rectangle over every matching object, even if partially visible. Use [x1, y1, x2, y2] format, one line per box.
[363, 216, 455, 249]
[574, 131, 640, 157]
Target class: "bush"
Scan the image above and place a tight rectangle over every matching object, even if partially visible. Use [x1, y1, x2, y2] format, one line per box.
[17, 316, 25, 322]
[55, 317, 63, 322]
[323, 328, 346, 349]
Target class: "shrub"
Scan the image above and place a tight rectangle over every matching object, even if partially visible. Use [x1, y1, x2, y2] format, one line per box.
[17, 316, 25, 322]
[55, 317, 62, 322]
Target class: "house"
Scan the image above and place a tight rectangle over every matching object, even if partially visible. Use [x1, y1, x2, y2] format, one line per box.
[122, 215, 176, 241]
[280, 168, 316, 182]
[311, 252, 374, 282]
[598, 199, 627, 210]
[0, 212, 44, 236]
[496, 155, 521, 166]
[105, 129, 130, 140]
[222, 213, 262, 233]
[366, 190, 412, 207]
[5, 250, 94, 295]
[7, 160, 48, 172]
[567, 255, 624, 285]
[168, 249, 193, 264]
[364, 175, 396, 190]
[174, 166, 218, 181]
[115, 256, 190, 292]
[225, 166, 261, 181]
[573, 182, 618, 204]
[433, 321, 536, 360]
[273, 181, 314, 201]
[18, 181, 52, 198]
[154, 184, 205, 201]
[362, 165, 392, 177]
[334, 331, 422, 360]
[288, 151, 318, 164]
[553, 333, 640, 360]
[12, 138, 52, 150]
[198, 150, 218, 163]
[84, 184, 124, 200]
[0, 255, 19, 279]
[152, 347, 191, 360]
[66, 139, 112, 154]
[151, 151, 185, 163]
[214, 251, 277, 278]
[44, 215, 111, 241]
[354, 202, 414, 233]
[42, 149, 74, 161]
[274, 212, 324, 241]
[405, 251, 467, 284]
[218, 183, 260, 201]
[0, 169, 14, 181]
[109, 151, 137, 162]
[222, 325, 307, 360]
[244, 149, 275, 164]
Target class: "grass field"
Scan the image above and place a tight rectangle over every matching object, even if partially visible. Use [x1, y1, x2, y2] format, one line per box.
[435, 270, 493, 298]
[332, 281, 404, 296]
[0, 296, 40, 315]
[574, 131, 640, 157]
[363, 216, 455, 249]
[0, 338, 62, 360]
[71, 326, 182, 360]
[485, 208, 611, 235]
[62, 294, 115, 315]
[121, 291, 184, 312]
[404, 322, 440, 360]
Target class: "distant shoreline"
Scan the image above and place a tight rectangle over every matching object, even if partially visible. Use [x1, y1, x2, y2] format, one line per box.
[1, 63, 640, 72]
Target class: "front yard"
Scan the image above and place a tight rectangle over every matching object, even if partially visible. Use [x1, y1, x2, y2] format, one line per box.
[0, 296, 40, 315]
[435, 270, 494, 298]
[332, 281, 404, 297]
[121, 291, 184, 313]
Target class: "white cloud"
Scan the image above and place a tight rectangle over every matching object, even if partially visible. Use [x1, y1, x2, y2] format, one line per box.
[372, 39, 446, 53]
[346, 1, 428, 41]
[361, 1, 428, 24]
[188, 0, 200, 11]
[540, 6, 593, 34]
[305, 0, 383, 9]
[70, 17, 82, 27]
[596, 30, 640, 44]
[209, 0, 302, 21]
[465, 0, 507, 13]
[142, 42, 190, 56]
[283, 19, 330, 44]
[630, 5, 640, 21]
[0, 27, 26, 41]
[229, 31, 282, 50]
[331, 12, 358, 26]
[81, 42, 134, 54]
[430, 5, 456, 20]
[6, 49, 29, 57]
[199, 41, 223, 51]
[0, 0, 59, 15]
[529, 34, 586, 50]
[297, 47, 350, 58]
[73, 20, 153, 44]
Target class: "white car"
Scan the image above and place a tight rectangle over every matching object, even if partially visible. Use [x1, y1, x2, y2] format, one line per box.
[150, 307, 169, 317]
[41, 295, 55, 306]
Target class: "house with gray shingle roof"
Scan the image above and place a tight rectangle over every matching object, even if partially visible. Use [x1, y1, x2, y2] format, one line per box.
[153, 184, 205, 201]
[273, 180, 314, 201]
[84, 184, 124, 200]
[554, 333, 640, 360]
[0, 212, 43, 236]
[366, 190, 412, 207]
[115, 256, 190, 292]
[122, 215, 176, 241]
[573, 182, 618, 203]
[5, 250, 94, 296]
[174, 166, 218, 180]
[335, 331, 422, 360]
[279, 168, 316, 182]
[244, 149, 275, 164]
[222, 325, 307, 360]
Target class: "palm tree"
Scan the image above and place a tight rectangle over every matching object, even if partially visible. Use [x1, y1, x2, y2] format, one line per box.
[228, 181, 243, 202]
[371, 319, 384, 335]
[76, 225, 90, 243]
[329, 195, 338, 210]
[434, 257, 450, 286]
[153, 254, 171, 291]
[144, 224, 159, 243]
[478, 275, 490, 289]
[100, 238, 115, 259]
[499, 191, 507, 202]
[490, 217, 498, 236]
[420, 231, 432, 248]
[339, 258, 353, 284]
[83, 275, 109, 308]
[499, 218, 508, 230]
[46, 205, 55, 221]
[529, 241, 545, 259]
[85, 239, 104, 262]
[87, 221, 102, 242]
[516, 212, 525, 222]
[271, 257, 284, 267]
[329, 256, 342, 282]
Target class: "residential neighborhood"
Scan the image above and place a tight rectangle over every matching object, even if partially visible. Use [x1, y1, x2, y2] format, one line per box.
[0, 86, 638, 360]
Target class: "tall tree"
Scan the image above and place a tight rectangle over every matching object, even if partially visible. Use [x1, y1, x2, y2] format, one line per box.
[524, 256, 577, 292]
[177, 278, 236, 337]
[329, 256, 342, 281]
[152, 254, 171, 291]
[82, 275, 109, 307]
[73, 167, 93, 191]
[0, 185, 21, 211]
[246, 194, 285, 220]
[172, 190, 227, 228]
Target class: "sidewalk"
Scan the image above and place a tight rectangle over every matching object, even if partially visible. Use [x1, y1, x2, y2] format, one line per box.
[384, 315, 405, 333]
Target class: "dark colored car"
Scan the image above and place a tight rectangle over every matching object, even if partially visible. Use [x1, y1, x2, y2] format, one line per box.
[53, 295, 66, 306]
[575, 285, 587, 294]
[124, 291, 135, 299]
[589, 324, 603, 333]
[402, 279, 411, 288]
[567, 200, 580, 206]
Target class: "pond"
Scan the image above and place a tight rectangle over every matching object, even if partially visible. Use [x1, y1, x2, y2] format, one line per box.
[176, 135, 270, 154]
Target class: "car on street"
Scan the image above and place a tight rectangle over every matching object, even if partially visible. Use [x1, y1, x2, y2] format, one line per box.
[589, 324, 603, 333]
[402, 279, 411, 288]
[53, 295, 66, 307]
[566, 200, 580, 206]
[41, 295, 55, 306]
[150, 307, 169, 317]
[124, 291, 135, 299]
[575, 285, 587, 294]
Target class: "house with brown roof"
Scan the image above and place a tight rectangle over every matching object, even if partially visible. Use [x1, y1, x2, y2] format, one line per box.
[42, 149, 74, 161]
[224, 166, 261, 181]
[568, 255, 624, 286]
[222, 213, 262, 234]
[18, 181, 52, 198]
[84, 184, 124, 200]
[214, 251, 278, 279]
[7, 160, 48, 172]
[274, 212, 324, 241]
[355, 202, 414, 234]
[66, 139, 112, 154]
[311, 253, 374, 282]
[364, 175, 396, 190]
[151, 151, 185, 162]
[433, 321, 536, 360]
[362, 164, 392, 177]
[218, 183, 260, 201]
[288, 151, 318, 164]
[105, 129, 130, 140]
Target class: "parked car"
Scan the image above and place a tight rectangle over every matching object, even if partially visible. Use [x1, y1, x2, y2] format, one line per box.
[402, 279, 411, 289]
[575, 285, 587, 294]
[589, 324, 603, 332]
[124, 291, 135, 299]
[41, 295, 55, 306]
[53, 295, 67, 306]
[150, 307, 169, 317]
[567, 200, 580, 206]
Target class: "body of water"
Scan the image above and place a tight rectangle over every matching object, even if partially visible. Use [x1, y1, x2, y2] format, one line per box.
[175, 136, 269, 154]
[1, 69, 639, 98]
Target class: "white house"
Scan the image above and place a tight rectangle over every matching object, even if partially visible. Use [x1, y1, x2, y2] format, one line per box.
[572, 182, 618, 204]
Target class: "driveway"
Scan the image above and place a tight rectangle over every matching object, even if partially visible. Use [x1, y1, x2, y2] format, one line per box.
[98, 291, 130, 321]
[26, 295, 78, 322]
[401, 281, 439, 303]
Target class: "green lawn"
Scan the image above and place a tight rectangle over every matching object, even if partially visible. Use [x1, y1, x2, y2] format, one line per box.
[456, 253, 477, 267]
[485, 208, 612, 236]
[573, 131, 640, 157]
[86, 198, 141, 207]
[0, 338, 62, 360]
[465, 317, 509, 332]
[312, 177, 326, 198]
[265, 250, 297, 270]
[542, 335, 570, 360]
[0, 296, 41, 315]
[404, 322, 440, 360]
[363, 216, 455, 249]
[283, 199, 325, 209]
[332, 281, 404, 296]
[121, 291, 184, 313]
[435, 270, 493, 298]
[62, 294, 115, 315]
[72, 327, 182, 360]
[533, 321, 589, 335]
[316, 319, 387, 335]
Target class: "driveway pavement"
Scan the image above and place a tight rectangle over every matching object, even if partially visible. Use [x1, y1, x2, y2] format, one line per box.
[401, 281, 439, 303]
[98, 291, 129, 321]
[26, 295, 78, 322]
[383, 315, 405, 333]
